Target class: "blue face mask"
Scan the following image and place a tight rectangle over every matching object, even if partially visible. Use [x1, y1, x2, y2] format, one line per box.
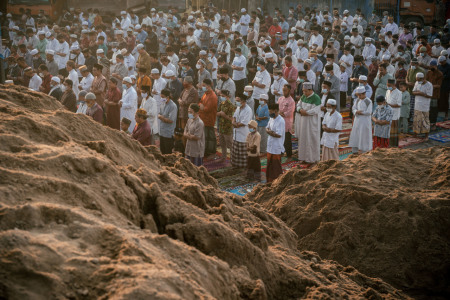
[243, 91, 249, 97]
[257, 66, 261, 71]
[188, 113, 194, 119]
[259, 100, 265, 105]
[324, 73, 329, 77]
[269, 113, 276, 118]
[388, 87, 393, 90]
[249, 128, 255, 133]
[122, 84, 127, 90]
[322, 88, 328, 93]
[220, 96, 226, 101]
[236, 101, 241, 107]
[202, 86, 207, 92]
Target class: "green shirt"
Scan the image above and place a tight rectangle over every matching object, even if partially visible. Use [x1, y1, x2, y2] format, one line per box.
[218, 99, 235, 135]
[300, 93, 321, 105]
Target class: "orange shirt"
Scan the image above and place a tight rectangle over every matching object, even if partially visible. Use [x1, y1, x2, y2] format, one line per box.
[199, 90, 218, 127]
[137, 75, 152, 93]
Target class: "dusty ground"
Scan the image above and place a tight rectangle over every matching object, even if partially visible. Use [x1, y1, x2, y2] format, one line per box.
[248, 147, 450, 299]
[0, 85, 410, 299]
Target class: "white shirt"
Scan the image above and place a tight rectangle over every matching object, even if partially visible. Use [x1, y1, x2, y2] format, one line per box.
[306, 70, 316, 86]
[55, 41, 69, 69]
[340, 72, 349, 92]
[218, 41, 231, 63]
[142, 16, 152, 27]
[28, 74, 42, 91]
[309, 34, 324, 48]
[239, 14, 250, 36]
[46, 38, 59, 53]
[385, 22, 399, 35]
[233, 104, 252, 143]
[208, 56, 218, 80]
[287, 39, 298, 54]
[151, 77, 167, 113]
[295, 19, 306, 37]
[412, 81, 433, 112]
[252, 69, 271, 99]
[386, 88, 402, 120]
[295, 46, 309, 71]
[362, 44, 376, 66]
[270, 76, 288, 103]
[80, 73, 94, 92]
[339, 53, 354, 76]
[231, 54, 247, 81]
[124, 54, 136, 76]
[162, 63, 177, 77]
[321, 111, 343, 148]
[120, 17, 131, 30]
[140, 95, 158, 134]
[266, 115, 286, 154]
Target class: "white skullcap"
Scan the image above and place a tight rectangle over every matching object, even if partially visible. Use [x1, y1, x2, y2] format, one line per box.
[81, 29, 88, 34]
[123, 77, 132, 83]
[365, 37, 372, 42]
[244, 85, 253, 92]
[441, 50, 448, 56]
[382, 54, 390, 60]
[202, 22, 208, 26]
[85, 92, 96, 100]
[297, 39, 304, 45]
[96, 49, 104, 54]
[151, 8, 156, 11]
[305, 59, 313, 64]
[241, 8, 246, 12]
[151, 68, 160, 74]
[215, 29, 219, 33]
[355, 86, 366, 94]
[264, 40, 271, 45]
[161, 27, 167, 31]
[127, 27, 133, 32]
[130, 75, 136, 80]
[327, 99, 337, 105]
[289, 33, 295, 38]
[165, 70, 175, 77]
[188, 15, 194, 20]
[344, 36, 351, 40]
[359, 75, 368, 81]
[136, 44, 144, 50]
[121, 11, 126, 14]
[341, 22, 347, 27]
[343, 10, 349, 14]
[45, 32, 52, 38]
[135, 25, 141, 30]
[433, 39, 440, 44]
[116, 30, 124, 35]
[70, 45, 79, 51]
[70, 34, 77, 38]
[265, 52, 273, 58]
[7, 13, 12, 17]
[416, 72, 424, 78]
[82, 21, 88, 25]
[303, 82, 313, 89]
[438, 56, 446, 62]
[291, 28, 296, 32]
[13, 26, 19, 30]
[260, 94, 268, 100]
[120, 48, 128, 55]
[51, 77, 60, 83]
[199, 50, 207, 55]
[30, 49, 39, 56]
[196, 22, 202, 26]
[46, 49, 55, 55]
[38, 31, 45, 35]
[224, 29, 229, 33]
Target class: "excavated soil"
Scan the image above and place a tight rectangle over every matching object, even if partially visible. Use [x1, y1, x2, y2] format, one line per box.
[248, 147, 450, 299]
[0, 85, 410, 299]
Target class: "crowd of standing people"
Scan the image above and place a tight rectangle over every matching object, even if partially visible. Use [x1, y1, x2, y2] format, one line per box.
[3, 4, 450, 182]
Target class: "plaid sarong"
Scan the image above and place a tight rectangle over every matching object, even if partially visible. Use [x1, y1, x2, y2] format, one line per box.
[231, 140, 247, 168]
[413, 110, 430, 134]
[373, 136, 390, 149]
[389, 120, 399, 147]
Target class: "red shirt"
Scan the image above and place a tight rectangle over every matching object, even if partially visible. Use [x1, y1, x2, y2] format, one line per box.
[199, 90, 218, 127]
[132, 120, 152, 146]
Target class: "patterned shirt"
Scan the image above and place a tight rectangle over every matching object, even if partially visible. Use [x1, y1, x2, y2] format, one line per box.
[372, 105, 393, 138]
[218, 99, 235, 135]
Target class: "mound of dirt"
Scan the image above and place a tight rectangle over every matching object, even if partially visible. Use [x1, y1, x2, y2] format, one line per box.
[248, 147, 450, 299]
[0, 85, 410, 299]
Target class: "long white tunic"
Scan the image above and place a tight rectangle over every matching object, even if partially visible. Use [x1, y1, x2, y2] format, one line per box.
[55, 41, 69, 70]
[386, 88, 402, 120]
[140, 96, 158, 134]
[349, 97, 373, 151]
[294, 95, 321, 163]
[79, 73, 94, 92]
[29, 74, 42, 92]
[120, 87, 138, 131]
[68, 69, 79, 100]
[321, 111, 343, 148]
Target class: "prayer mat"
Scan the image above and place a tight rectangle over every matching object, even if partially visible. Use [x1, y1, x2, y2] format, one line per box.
[203, 158, 231, 172]
[429, 130, 450, 143]
[339, 152, 352, 160]
[436, 120, 450, 129]
[398, 137, 425, 148]
[224, 182, 263, 196]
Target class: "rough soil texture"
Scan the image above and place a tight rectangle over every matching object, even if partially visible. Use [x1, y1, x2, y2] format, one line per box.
[0, 85, 411, 299]
[248, 147, 450, 299]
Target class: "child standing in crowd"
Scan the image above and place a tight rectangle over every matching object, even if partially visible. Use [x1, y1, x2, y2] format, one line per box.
[246, 120, 261, 181]
[255, 94, 270, 155]
[372, 96, 393, 149]
[399, 82, 411, 134]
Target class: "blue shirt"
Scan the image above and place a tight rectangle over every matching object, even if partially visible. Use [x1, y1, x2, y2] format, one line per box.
[256, 104, 270, 128]
[159, 99, 178, 138]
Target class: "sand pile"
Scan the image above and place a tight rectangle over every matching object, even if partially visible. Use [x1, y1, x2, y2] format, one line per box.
[248, 147, 450, 299]
[0, 85, 410, 299]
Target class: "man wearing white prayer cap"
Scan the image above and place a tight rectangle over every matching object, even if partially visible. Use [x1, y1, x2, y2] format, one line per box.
[412, 72, 433, 139]
[294, 80, 321, 163]
[349, 86, 373, 153]
[151, 67, 167, 116]
[321, 98, 342, 161]
[49, 76, 63, 100]
[119, 76, 138, 131]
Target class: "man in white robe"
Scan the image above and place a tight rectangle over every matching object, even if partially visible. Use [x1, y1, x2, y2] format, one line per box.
[349, 86, 373, 152]
[294, 82, 321, 163]
[119, 77, 138, 131]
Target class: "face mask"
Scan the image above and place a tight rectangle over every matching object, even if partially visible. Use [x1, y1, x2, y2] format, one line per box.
[322, 88, 328, 93]
[208, 53, 212, 57]
[97, 56, 102, 60]
[378, 104, 385, 108]
[112, 48, 117, 52]
[298, 78, 304, 83]
[50, 84, 55, 88]
[141, 93, 148, 98]
[326, 108, 332, 113]
[269, 113, 276, 118]
[196, 64, 201, 69]
[236, 101, 241, 107]
[188, 113, 194, 119]
[417, 80, 423, 84]
[273, 75, 279, 80]
[259, 100, 265, 105]
[249, 128, 255, 133]
[398, 52, 403, 56]
[257, 66, 261, 71]
[182, 66, 187, 71]
[325, 27, 329, 31]
[420, 53, 425, 57]
[310, 57, 315, 62]
[39, 73, 44, 77]
[324, 73, 329, 77]
[160, 97, 167, 103]
[202, 86, 207, 92]
[411, 66, 416, 70]
[122, 84, 127, 90]
[220, 96, 226, 102]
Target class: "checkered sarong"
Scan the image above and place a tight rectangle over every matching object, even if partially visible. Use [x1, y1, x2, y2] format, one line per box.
[231, 140, 247, 168]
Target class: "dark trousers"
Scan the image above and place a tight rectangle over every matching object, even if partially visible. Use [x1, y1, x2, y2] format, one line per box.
[430, 98, 439, 124]
[340, 91, 347, 110]
[284, 131, 292, 157]
[160, 136, 174, 155]
[235, 79, 245, 97]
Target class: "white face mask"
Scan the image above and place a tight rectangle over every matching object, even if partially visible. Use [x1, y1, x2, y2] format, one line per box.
[326, 108, 332, 113]
[141, 92, 148, 98]
[196, 64, 201, 69]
